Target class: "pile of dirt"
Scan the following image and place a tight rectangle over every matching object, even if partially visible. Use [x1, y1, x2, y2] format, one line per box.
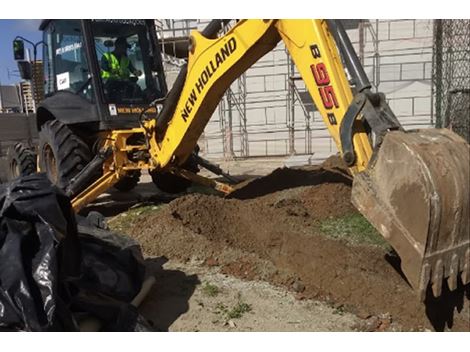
[228, 155, 352, 200]
[122, 156, 469, 331]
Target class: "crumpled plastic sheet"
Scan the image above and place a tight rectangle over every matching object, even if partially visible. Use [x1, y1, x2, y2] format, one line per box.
[0, 174, 148, 331]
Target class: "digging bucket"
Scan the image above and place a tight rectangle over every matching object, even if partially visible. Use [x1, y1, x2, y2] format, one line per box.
[351, 128, 469, 300]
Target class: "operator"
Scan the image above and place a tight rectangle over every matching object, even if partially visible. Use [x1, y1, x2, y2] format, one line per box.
[101, 37, 142, 81]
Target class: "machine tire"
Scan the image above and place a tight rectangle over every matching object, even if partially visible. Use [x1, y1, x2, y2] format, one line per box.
[6, 142, 37, 180]
[150, 148, 200, 194]
[38, 120, 91, 190]
[150, 171, 192, 194]
[114, 170, 141, 192]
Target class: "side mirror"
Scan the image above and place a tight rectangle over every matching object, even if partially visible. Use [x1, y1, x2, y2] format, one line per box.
[17, 61, 32, 80]
[13, 39, 25, 61]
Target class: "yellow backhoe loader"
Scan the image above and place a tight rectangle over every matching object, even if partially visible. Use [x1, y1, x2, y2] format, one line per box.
[13, 19, 469, 301]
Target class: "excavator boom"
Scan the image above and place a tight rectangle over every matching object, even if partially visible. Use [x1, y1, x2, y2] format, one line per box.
[69, 19, 470, 300]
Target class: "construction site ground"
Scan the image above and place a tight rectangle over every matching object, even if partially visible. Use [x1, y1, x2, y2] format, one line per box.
[88, 156, 470, 332]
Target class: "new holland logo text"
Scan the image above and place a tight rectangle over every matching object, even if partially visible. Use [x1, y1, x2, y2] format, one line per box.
[181, 37, 237, 122]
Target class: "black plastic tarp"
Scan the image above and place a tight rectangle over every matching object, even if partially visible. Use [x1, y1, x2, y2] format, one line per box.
[0, 174, 147, 331]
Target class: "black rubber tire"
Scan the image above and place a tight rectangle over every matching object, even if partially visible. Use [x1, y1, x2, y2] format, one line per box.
[6, 142, 37, 181]
[150, 149, 200, 194]
[38, 120, 91, 190]
[114, 170, 141, 192]
[150, 171, 192, 194]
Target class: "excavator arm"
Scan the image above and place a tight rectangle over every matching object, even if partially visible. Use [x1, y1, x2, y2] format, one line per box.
[150, 19, 374, 173]
[69, 19, 469, 300]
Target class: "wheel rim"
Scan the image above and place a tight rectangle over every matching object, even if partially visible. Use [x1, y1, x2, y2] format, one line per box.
[10, 159, 20, 178]
[43, 143, 58, 184]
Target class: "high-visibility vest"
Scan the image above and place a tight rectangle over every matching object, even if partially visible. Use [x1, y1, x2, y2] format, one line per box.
[101, 52, 131, 80]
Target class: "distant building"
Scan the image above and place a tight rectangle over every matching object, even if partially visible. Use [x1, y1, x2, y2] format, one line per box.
[0, 85, 22, 113]
[31, 60, 45, 105]
[3, 61, 45, 115]
[17, 81, 36, 114]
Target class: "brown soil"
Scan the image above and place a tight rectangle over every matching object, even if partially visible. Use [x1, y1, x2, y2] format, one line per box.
[124, 156, 470, 331]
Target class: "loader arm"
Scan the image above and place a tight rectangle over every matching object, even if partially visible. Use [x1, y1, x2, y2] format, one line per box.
[70, 19, 469, 300]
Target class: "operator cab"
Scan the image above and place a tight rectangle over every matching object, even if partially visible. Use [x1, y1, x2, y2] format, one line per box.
[27, 20, 167, 130]
[95, 22, 157, 104]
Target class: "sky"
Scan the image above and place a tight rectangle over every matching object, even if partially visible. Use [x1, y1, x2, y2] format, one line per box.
[0, 19, 42, 85]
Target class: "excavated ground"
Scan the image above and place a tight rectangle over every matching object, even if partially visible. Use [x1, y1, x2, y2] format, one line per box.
[118, 156, 470, 331]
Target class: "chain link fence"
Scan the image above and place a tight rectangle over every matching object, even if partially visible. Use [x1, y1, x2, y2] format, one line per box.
[433, 19, 470, 142]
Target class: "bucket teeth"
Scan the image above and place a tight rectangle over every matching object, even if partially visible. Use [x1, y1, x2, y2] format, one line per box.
[419, 263, 431, 301]
[461, 248, 470, 286]
[425, 249, 470, 299]
[431, 259, 444, 298]
[447, 254, 459, 292]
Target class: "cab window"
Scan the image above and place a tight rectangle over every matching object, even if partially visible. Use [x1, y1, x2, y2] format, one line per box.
[46, 20, 93, 100]
[91, 20, 164, 104]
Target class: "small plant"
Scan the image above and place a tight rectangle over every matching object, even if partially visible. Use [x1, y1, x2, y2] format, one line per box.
[202, 282, 220, 297]
[215, 302, 228, 315]
[214, 299, 252, 320]
[227, 301, 252, 319]
[332, 304, 345, 316]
